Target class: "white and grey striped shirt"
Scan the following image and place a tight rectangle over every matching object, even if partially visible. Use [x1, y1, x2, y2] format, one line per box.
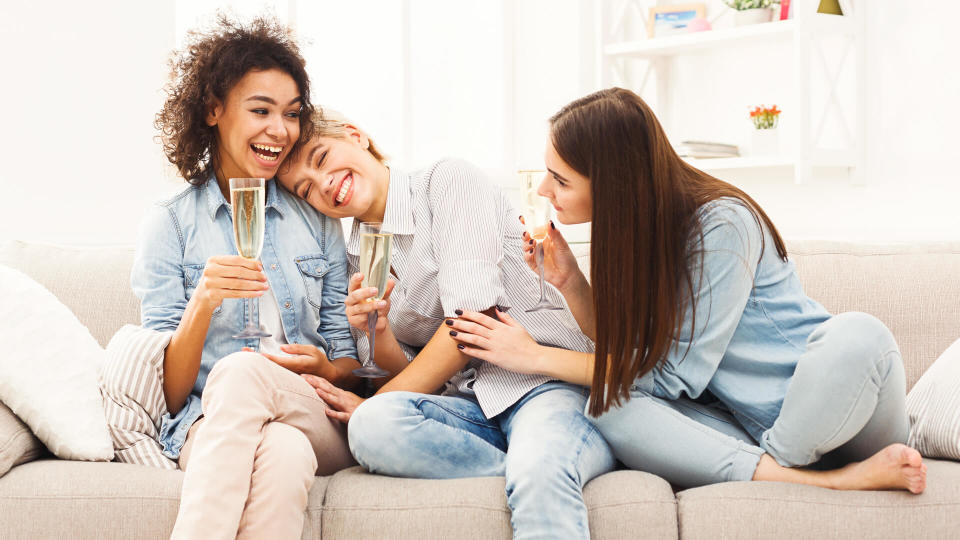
[347, 159, 594, 418]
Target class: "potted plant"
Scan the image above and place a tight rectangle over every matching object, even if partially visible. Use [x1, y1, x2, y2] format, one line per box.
[750, 105, 781, 155]
[724, 0, 780, 26]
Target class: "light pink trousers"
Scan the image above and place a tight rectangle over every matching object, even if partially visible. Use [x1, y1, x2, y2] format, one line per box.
[171, 352, 356, 540]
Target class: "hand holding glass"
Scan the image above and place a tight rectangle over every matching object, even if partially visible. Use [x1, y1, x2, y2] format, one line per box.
[352, 222, 393, 378]
[230, 177, 272, 339]
[519, 170, 563, 312]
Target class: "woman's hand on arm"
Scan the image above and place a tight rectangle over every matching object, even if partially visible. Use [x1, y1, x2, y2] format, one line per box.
[253, 343, 363, 390]
[448, 308, 595, 386]
[163, 255, 269, 414]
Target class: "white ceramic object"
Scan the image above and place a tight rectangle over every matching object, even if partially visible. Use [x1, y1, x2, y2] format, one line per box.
[734, 8, 773, 26]
[751, 128, 780, 155]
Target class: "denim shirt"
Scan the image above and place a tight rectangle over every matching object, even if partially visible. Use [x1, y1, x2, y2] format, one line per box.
[635, 199, 831, 442]
[131, 176, 357, 459]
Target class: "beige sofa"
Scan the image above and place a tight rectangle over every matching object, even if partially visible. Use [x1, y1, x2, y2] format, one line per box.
[1, 238, 959, 539]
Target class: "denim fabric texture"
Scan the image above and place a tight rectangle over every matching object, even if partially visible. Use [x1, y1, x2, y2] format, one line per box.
[349, 382, 616, 539]
[131, 176, 356, 459]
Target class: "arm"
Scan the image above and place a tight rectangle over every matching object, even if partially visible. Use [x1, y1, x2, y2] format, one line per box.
[314, 218, 363, 388]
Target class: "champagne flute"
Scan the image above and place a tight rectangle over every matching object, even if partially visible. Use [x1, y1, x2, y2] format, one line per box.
[352, 222, 393, 378]
[519, 170, 564, 312]
[230, 177, 272, 339]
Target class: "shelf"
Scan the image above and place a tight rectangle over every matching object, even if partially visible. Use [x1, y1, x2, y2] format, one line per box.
[604, 15, 854, 59]
[683, 156, 794, 170]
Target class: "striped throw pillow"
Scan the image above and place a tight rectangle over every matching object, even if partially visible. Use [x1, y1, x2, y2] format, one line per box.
[907, 338, 960, 460]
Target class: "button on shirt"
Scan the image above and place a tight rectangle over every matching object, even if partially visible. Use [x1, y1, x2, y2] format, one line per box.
[131, 176, 357, 459]
[346, 160, 595, 418]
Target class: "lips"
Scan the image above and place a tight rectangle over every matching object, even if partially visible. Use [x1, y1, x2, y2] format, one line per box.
[250, 143, 283, 164]
[333, 172, 354, 207]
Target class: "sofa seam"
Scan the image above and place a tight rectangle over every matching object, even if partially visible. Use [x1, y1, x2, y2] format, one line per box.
[677, 496, 960, 508]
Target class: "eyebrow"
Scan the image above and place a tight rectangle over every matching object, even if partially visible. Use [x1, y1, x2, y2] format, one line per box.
[306, 144, 321, 167]
[244, 95, 303, 106]
[547, 168, 570, 182]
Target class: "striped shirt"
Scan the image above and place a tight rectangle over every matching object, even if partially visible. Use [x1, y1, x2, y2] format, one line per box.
[346, 159, 595, 418]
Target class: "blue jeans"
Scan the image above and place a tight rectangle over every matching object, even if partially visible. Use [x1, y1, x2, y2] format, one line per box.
[348, 382, 616, 539]
[591, 312, 910, 488]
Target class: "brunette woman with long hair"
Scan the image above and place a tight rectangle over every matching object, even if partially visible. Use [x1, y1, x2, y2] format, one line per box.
[449, 87, 927, 493]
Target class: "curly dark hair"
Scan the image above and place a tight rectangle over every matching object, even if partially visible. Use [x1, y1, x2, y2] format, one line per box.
[155, 13, 315, 184]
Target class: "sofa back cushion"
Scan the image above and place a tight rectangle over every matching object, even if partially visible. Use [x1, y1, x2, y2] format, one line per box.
[0, 241, 138, 348]
[572, 240, 960, 392]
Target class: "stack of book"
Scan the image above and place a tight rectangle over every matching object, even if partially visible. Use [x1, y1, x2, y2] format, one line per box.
[674, 140, 740, 159]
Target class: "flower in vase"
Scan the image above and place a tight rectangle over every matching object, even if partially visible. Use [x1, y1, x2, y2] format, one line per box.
[750, 105, 781, 129]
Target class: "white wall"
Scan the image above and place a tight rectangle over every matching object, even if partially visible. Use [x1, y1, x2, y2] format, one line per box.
[1, 1, 957, 246]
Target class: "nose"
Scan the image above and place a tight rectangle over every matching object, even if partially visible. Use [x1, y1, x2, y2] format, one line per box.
[536, 174, 551, 198]
[265, 113, 287, 141]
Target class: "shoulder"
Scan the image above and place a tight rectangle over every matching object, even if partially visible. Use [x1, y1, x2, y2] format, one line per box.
[693, 197, 764, 256]
[137, 184, 202, 248]
[419, 158, 493, 195]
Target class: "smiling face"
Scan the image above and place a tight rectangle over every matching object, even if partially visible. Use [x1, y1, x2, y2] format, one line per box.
[539, 138, 593, 224]
[206, 68, 302, 183]
[277, 127, 389, 221]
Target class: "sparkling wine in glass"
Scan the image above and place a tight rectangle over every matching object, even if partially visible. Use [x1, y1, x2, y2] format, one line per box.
[352, 222, 393, 378]
[230, 177, 272, 339]
[519, 170, 563, 312]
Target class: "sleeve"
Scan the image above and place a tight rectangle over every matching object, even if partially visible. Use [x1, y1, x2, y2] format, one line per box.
[316, 217, 359, 361]
[130, 205, 187, 333]
[650, 202, 764, 401]
[427, 159, 512, 317]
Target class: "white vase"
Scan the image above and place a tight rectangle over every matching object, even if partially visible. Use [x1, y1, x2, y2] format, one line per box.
[751, 129, 779, 156]
[734, 8, 773, 27]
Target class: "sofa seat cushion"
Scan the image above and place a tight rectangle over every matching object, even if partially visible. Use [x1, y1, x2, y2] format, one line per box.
[676, 458, 960, 539]
[0, 460, 330, 539]
[321, 467, 677, 539]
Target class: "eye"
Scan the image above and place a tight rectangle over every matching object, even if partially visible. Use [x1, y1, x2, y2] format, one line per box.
[251, 108, 268, 115]
[552, 173, 567, 187]
[285, 111, 300, 119]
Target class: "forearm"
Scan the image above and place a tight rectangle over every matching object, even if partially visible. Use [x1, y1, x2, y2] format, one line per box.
[163, 296, 215, 415]
[559, 273, 596, 340]
[533, 346, 595, 386]
[327, 356, 363, 391]
[368, 324, 414, 389]
[375, 323, 470, 395]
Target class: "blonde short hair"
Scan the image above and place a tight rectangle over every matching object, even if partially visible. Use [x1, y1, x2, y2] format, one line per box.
[310, 108, 388, 164]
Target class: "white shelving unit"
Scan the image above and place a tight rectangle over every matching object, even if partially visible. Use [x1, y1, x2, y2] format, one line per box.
[597, 0, 866, 184]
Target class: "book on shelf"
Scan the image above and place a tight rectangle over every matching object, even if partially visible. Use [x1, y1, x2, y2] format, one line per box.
[674, 140, 740, 159]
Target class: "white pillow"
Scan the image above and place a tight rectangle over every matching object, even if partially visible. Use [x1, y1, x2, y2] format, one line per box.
[0, 264, 113, 461]
[907, 337, 960, 460]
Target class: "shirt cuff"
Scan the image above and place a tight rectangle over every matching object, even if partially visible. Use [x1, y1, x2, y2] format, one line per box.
[438, 260, 512, 317]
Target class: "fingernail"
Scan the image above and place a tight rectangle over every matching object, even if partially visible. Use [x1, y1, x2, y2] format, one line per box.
[529, 239, 534, 245]
[454, 309, 463, 316]
[449, 330, 458, 336]
[457, 344, 465, 350]
[550, 220, 555, 229]
[445, 319, 453, 326]
[377, 301, 387, 308]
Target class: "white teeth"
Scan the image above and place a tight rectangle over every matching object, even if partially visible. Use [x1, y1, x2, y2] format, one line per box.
[335, 175, 352, 204]
[252, 143, 283, 153]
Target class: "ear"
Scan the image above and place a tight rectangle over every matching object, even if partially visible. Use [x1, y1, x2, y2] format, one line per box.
[344, 124, 370, 150]
[205, 96, 224, 127]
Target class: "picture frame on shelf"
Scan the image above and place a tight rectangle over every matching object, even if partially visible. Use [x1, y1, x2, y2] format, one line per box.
[647, 3, 706, 38]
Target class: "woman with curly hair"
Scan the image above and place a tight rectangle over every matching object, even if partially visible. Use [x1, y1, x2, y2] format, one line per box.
[131, 15, 364, 538]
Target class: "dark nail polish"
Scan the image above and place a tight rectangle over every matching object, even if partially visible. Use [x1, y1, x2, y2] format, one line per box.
[529, 239, 534, 245]
[550, 220, 555, 229]
[455, 309, 463, 316]
[445, 319, 453, 326]
[457, 344, 465, 350]
[449, 330, 458, 336]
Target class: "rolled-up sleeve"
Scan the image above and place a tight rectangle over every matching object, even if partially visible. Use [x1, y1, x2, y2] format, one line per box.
[317, 217, 359, 361]
[652, 202, 763, 400]
[427, 159, 512, 317]
[131, 206, 187, 333]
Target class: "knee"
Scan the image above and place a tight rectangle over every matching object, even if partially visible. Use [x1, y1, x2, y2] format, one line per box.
[206, 351, 272, 390]
[347, 393, 410, 467]
[257, 422, 317, 484]
[821, 312, 901, 374]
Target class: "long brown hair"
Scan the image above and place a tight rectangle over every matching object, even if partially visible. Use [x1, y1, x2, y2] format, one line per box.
[549, 88, 788, 416]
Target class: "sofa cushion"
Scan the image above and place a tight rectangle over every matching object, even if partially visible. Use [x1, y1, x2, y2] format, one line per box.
[675, 458, 960, 539]
[0, 460, 330, 539]
[907, 337, 960, 460]
[0, 240, 139, 348]
[321, 467, 677, 539]
[0, 402, 45, 478]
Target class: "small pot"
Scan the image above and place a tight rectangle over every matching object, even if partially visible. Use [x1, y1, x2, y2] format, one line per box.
[751, 128, 780, 156]
[734, 8, 773, 26]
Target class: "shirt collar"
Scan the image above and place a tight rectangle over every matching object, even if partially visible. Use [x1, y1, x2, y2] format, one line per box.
[203, 174, 285, 221]
[347, 167, 415, 256]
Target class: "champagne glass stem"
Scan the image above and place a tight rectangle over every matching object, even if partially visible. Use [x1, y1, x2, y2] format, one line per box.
[367, 310, 378, 367]
[536, 242, 547, 302]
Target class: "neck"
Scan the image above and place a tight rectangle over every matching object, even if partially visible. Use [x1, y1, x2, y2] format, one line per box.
[357, 164, 391, 223]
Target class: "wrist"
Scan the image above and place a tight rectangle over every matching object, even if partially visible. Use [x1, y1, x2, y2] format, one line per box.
[530, 344, 551, 377]
[557, 270, 589, 297]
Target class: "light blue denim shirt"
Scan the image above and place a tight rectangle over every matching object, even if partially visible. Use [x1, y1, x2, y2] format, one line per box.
[635, 198, 831, 442]
[131, 175, 357, 459]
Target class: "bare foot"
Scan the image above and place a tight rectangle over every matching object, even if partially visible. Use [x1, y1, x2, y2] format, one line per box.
[832, 443, 926, 494]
